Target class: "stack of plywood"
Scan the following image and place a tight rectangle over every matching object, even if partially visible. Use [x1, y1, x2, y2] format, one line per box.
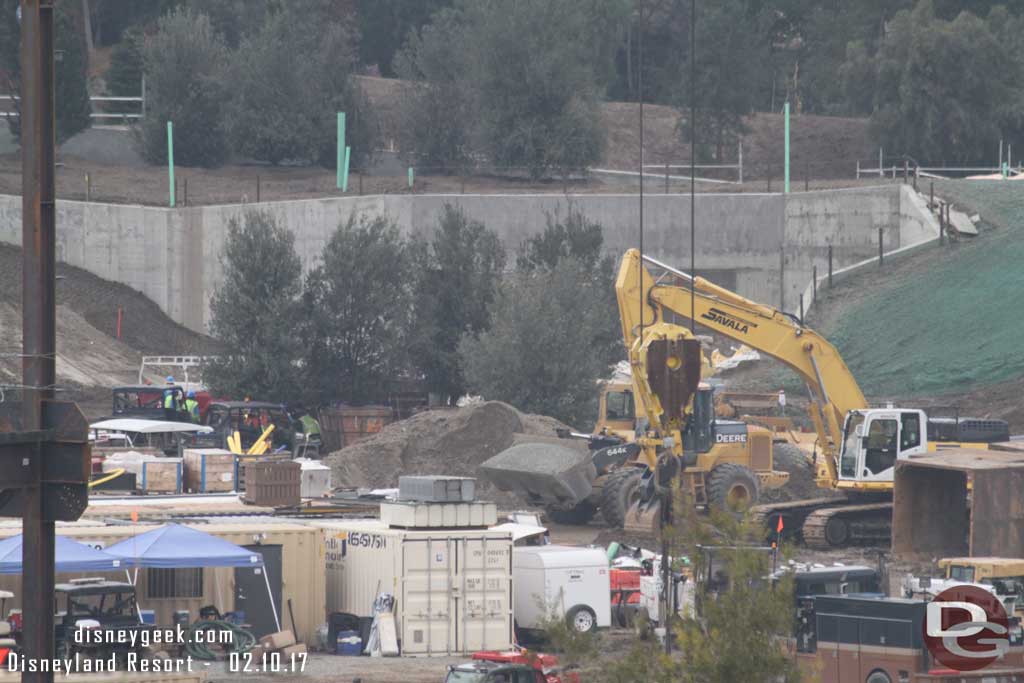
[182, 448, 237, 493]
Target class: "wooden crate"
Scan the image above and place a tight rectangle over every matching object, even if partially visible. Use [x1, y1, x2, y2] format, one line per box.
[243, 460, 301, 507]
[139, 458, 182, 493]
[182, 448, 236, 492]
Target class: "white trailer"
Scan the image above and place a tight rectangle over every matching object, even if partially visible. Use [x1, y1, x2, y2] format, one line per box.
[512, 545, 611, 633]
[313, 520, 514, 656]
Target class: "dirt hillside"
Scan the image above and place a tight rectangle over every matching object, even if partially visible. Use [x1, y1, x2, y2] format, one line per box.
[0, 243, 224, 415]
[325, 401, 571, 505]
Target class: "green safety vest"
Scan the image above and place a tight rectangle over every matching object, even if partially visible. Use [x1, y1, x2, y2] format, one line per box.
[184, 399, 200, 421]
[300, 414, 320, 437]
[163, 391, 176, 409]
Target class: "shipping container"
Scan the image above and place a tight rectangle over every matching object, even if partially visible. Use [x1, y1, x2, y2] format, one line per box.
[0, 521, 325, 645]
[312, 520, 514, 656]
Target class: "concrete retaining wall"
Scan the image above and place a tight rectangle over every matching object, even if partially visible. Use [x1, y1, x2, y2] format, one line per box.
[0, 185, 926, 334]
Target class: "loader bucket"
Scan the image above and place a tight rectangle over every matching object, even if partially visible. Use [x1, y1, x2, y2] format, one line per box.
[479, 441, 597, 509]
[623, 498, 662, 536]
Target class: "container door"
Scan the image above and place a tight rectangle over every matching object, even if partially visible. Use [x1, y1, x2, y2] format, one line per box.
[455, 536, 513, 652]
[401, 538, 454, 655]
[235, 544, 282, 638]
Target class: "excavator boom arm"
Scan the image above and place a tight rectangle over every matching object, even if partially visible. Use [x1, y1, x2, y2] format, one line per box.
[616, 249, 868, 482]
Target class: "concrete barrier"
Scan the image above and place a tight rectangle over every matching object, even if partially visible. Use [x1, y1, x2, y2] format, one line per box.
[0, 185, 920, 334]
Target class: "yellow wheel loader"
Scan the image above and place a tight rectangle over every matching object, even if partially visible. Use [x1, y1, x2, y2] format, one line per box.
[480, 255, 790, 531]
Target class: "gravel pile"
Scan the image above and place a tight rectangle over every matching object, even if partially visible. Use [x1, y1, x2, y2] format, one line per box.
[325, 401, 574, 505]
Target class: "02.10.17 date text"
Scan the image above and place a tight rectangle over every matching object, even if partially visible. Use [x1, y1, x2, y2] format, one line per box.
[228, 651, 308, 674]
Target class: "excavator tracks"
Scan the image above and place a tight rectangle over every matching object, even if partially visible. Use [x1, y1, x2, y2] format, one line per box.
[751, 498, 893, 548]
[800, 503, 893, 549]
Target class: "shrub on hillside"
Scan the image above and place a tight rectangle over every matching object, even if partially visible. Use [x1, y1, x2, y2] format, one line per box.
[138, 8, 229, 168]
[225, 6, 377, 167]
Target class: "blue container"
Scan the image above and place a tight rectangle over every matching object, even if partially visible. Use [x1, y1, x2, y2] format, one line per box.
[335, 630, 362, 656]
[140, 610, 156, 625]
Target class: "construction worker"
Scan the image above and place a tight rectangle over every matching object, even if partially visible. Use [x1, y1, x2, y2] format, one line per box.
[163, 376, 179, 420]
[183, 390, 200, 423]
[298, 409, 321, 442]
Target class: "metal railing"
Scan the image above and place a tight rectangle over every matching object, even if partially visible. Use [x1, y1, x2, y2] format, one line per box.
[1, 80, 145, 122]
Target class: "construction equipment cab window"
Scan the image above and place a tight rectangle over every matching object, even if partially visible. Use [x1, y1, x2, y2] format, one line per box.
[864, 419, 898, 475]
[605, 390, 635, 421]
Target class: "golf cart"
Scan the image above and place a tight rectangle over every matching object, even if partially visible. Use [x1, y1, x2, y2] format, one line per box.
[202, 401, 297, 453]
[54, 579, 154, 665]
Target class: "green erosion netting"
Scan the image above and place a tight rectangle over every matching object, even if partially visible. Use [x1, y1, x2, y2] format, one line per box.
[822, 181, 1024, 397]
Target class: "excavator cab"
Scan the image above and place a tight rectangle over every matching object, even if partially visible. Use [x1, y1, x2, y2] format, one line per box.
[837, 409, 928, 485]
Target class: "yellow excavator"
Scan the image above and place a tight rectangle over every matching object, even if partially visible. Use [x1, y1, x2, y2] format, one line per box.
[619, 249, 1009, 547]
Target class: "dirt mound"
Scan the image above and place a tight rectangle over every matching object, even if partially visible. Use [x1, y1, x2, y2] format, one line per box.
[759, 443, 836, 504]
[0, 243, 224, 418]
[325, 401, 572, 504]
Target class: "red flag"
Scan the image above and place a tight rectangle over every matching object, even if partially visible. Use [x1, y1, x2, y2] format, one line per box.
[776, 515, 784, 533]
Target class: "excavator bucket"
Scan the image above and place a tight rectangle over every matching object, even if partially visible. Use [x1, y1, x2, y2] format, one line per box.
[623, 497, 662, 536]
[645, 337, 702, 425]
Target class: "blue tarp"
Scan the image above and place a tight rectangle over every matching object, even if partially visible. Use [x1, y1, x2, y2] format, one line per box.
[103, 524, 264, 568]
[0, 534, 124, 574]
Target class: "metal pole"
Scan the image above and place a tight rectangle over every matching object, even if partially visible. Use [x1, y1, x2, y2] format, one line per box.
[20, 3, 58, 682]
[812, 265, 817, 300]
[879, 147, 883, 178]
[805, 161, 809, 192]
[167, 121, 175, 207]
[878, 228, 883, 266]
[140, 73, 146, 119]
[930, 181, 934, 211]
[183, 177, 187, 206]
[256, 175, 260, 203]
[903, 160, 908, 183]
[784, 101, 790, 193]
[999, 139, 1003, 170]
[85, 172, 90, 201]
[738, 140, 743, 184]
[336, 112, 345, 189]
[689, 0, 696, 336]
[664, 162, 669, 194]
[799, 293, 804, 324]
[828, 245, 833, 288]
[343, 146, 351, 192]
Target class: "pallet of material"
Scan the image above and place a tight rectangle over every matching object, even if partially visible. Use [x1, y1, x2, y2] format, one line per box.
[182, 448, 237, 493]
[139, 459, 183, 493]
[100, 451, 182, 493]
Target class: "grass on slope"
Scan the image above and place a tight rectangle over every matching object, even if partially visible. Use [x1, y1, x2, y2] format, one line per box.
[820, 180, 1024, 397]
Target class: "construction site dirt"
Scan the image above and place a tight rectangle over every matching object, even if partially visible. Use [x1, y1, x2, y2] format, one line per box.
[326, 401, 574, 506]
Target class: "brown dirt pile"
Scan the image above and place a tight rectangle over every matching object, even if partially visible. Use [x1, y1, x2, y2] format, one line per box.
[325, 401, 571, 504]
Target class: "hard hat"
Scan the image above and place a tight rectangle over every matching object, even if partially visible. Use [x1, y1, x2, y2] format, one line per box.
[166, 375, 175, 383]
[187, 390, 196, 398]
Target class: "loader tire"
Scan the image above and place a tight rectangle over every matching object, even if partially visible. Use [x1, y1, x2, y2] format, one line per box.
[547, 500, 597, 526]
[706, 463, 760, 513]
[599, 467, 643, 529]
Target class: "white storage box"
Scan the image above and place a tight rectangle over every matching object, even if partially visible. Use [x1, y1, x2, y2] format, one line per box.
[296, 459, 331, 498]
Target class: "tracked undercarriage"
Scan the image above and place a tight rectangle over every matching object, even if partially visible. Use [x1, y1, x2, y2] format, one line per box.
[751, 495, 893, 549]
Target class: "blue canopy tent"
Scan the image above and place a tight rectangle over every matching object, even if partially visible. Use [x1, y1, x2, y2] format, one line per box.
[104, 524, 279, 631]
[0, 534, 124, 574]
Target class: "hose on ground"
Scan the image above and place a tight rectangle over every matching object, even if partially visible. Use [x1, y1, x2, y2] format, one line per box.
[184, 620, 257, 660]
